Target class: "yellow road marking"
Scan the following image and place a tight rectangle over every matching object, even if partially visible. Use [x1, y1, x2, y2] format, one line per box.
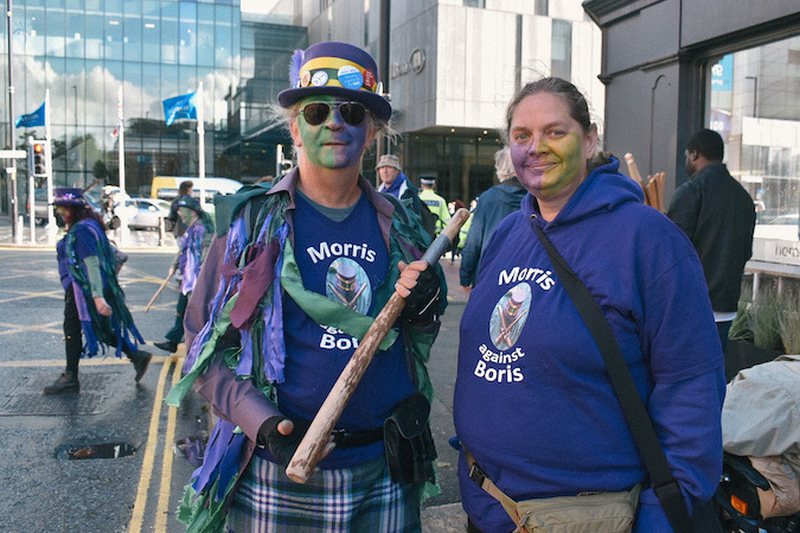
[0, 355, 171, 367]
[129, 355, 174, 532]
[156, 355, 184, 531]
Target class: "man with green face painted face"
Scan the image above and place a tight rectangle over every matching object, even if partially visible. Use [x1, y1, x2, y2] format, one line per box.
[169, 42, 446, 532]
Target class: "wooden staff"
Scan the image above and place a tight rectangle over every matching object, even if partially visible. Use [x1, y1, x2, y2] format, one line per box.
[624, 153, 643, 186]
[285, 208, 471, 484]
[145, 269, 175, 312]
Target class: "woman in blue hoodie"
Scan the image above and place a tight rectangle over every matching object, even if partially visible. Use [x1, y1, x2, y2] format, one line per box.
[453, 78, 725, 532]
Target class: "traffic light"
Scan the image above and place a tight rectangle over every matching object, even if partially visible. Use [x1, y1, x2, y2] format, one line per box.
[28, 140, 49, 178]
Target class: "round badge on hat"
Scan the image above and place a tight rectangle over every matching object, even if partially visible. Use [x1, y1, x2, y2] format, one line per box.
[337, 65, 364, 90]
[300, 70, 312, 88]
[311, 70, 329, 87]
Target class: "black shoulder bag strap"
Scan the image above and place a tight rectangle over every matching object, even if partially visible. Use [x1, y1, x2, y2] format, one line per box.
[533, 224, 694, 533]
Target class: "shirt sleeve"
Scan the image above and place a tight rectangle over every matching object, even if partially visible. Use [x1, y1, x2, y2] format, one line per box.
[194, 356, 281, 442]
[667, 184, 700, 241]
[638, 253, 726, 517]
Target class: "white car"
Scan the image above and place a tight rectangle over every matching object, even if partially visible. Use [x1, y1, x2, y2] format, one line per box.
[124, 198, 172, 230]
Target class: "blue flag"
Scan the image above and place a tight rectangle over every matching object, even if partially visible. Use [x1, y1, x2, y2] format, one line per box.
[163, 91, 197, 126]
[16, 101, 46, 128]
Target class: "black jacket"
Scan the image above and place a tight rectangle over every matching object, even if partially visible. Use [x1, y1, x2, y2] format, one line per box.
[667, 164, 756, 313]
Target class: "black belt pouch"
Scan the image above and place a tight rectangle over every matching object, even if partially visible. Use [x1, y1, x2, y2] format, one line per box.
[383, 391, 437, 484]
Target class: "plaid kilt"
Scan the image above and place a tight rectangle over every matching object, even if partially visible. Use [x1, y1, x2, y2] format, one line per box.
[226, 453, 421, 532]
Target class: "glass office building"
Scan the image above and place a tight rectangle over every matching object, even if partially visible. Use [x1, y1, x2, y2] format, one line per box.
[1, 0, 306, 213]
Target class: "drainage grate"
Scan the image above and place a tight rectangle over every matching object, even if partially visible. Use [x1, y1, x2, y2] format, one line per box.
[0, 392, 106, 416]
[0, 373, 112, 416]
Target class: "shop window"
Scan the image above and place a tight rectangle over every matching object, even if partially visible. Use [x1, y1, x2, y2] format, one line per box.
[706, 35, 800, 242]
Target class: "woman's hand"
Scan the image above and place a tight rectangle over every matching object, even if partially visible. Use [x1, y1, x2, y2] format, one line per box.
[93, 296, 113, 316]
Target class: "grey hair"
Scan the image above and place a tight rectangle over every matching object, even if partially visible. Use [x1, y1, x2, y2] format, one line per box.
[494, 147, 515, 182]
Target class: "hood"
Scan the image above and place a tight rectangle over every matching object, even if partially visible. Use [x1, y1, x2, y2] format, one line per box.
[492, 177, 527, 211]
[521, 158, 645, 227]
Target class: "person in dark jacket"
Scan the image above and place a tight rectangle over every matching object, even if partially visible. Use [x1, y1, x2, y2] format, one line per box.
[377, 154, 436, 241]
[460, 147, 526, 291]
[667, 128, 756, 355]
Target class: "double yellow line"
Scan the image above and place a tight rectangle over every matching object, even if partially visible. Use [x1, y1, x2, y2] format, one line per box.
[129, 353, 184, 532]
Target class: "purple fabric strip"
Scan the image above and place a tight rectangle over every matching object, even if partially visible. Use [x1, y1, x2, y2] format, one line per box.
[184, 220, 248, 372]
[72, 280, 91, 323]
[192, 418, 236, 493]
[235, 331, 254, 376]
[215, 431, 246, 501]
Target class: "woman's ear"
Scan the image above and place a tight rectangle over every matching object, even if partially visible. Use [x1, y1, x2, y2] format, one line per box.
[583, 124, 599, 159]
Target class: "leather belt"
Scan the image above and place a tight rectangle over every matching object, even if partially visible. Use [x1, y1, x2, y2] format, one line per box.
[332, 427, 384, 449]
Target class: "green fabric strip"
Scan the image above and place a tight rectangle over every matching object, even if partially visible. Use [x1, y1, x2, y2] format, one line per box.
[280, 239, 399, 351]
[83, 255, 104, 297]
[166, 294, 239, 407]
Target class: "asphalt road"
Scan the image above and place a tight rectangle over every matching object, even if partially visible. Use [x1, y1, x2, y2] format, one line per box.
[0, 243, 469, 532]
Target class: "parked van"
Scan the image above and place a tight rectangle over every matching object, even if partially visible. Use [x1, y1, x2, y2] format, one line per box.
[150, 176, 242, 203]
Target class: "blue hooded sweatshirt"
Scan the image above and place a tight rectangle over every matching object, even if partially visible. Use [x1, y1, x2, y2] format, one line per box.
[454, 158, 725, 532]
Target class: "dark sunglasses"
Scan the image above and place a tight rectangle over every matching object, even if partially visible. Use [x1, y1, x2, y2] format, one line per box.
[300, 101, 368, 126]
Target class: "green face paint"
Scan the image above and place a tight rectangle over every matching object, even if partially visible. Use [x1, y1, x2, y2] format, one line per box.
[296, 95, 369, 170]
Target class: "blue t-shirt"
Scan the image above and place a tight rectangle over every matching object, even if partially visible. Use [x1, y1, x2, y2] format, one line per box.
[57, 220, 101, 290]
[277, 191, 415, 469]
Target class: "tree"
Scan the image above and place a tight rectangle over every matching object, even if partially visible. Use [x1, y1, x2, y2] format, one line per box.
[92, 160, 108, 181]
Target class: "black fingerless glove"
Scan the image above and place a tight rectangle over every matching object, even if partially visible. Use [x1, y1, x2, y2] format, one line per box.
[401, 266, 441, 327]
[256, 416, 310, 468]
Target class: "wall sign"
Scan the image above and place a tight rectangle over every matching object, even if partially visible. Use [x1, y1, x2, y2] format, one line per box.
[391, 48, 426, 79]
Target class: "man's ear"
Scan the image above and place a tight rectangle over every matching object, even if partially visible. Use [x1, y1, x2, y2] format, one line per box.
[290, 119, 303, 147]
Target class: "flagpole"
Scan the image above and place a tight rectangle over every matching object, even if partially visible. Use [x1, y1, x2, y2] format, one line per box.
[197, 82, 205, 208]
[117, 85, 126, 197]
[45, 89, 55, 243]
[117, 85, 130, 246]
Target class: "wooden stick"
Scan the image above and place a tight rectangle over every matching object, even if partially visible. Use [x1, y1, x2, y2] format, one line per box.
[285, 209, 471, 484]
[624, 153, 643, 187]
[624, 153, 654, 206]
[145, 269, 175, 313]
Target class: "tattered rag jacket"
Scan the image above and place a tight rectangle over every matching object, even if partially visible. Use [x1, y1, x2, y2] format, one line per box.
[166, 168, 446, 531]
[58, 218, 143, 357]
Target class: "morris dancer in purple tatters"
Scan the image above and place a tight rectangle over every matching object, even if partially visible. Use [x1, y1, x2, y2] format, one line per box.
[153, 195, 214, 354]
[165, 41, 447, 532]
[44, 188, 151, 394]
